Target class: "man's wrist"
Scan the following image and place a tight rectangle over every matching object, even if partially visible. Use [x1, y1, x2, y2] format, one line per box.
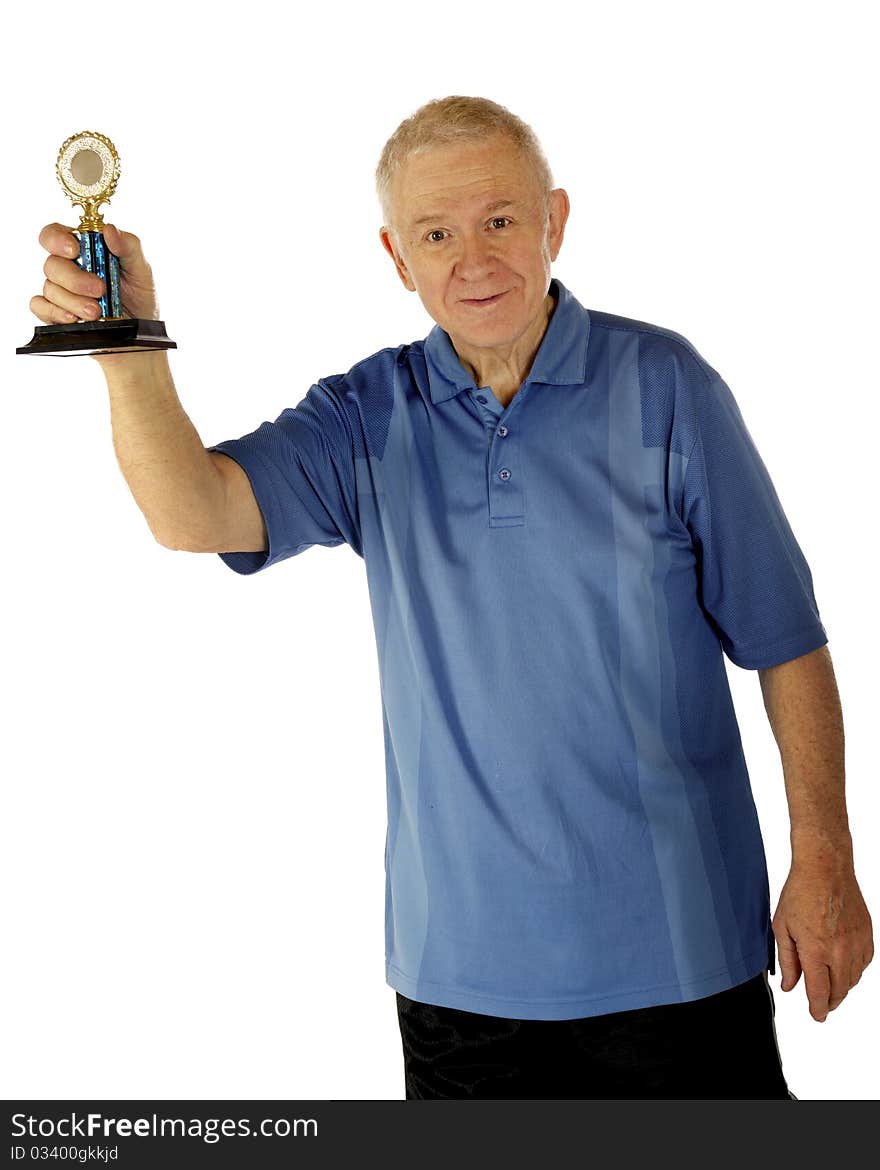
[790, 827, 855, 871]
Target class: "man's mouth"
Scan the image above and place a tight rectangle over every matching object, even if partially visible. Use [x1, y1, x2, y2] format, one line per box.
[461, 290, 508, 306]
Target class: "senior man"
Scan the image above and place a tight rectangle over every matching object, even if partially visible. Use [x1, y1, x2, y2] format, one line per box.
[31, 95, 872, 1100]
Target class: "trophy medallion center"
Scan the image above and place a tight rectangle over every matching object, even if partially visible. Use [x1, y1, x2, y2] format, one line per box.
[71, 149, 103, 187]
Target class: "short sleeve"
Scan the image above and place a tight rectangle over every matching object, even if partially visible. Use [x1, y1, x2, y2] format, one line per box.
[206, 379, 363, 574]
[681, 370, 828, 669]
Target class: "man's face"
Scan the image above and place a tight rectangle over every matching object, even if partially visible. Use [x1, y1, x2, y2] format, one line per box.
[380, 133, 568, 362]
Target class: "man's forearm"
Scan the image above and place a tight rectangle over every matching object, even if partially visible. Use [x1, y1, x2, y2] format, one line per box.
[96, 350, 225, 549]
[758, 645, 853, 869]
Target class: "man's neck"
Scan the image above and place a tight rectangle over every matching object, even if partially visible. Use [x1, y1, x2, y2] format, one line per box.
[460, 289, 557, 399]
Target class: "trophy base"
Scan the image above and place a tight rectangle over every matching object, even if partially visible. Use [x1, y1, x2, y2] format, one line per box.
[16, 317, 177, 357]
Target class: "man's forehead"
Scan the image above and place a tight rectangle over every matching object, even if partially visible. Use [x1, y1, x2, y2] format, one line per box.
[397, 142, 538, 227]
[401, 175, 539, 228]
[408, 196, 522, 228]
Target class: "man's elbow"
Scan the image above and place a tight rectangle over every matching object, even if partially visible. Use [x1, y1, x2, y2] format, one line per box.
[153, 525, 208, 553]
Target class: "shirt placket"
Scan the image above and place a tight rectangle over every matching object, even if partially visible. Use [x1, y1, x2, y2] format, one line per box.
[470, 386, 527, 528]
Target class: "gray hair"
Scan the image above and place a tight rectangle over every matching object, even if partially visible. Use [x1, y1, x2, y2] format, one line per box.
[376, 95, 554, 240]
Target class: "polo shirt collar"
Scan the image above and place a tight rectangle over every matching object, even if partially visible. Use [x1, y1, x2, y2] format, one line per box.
[423, 276, 590, 405]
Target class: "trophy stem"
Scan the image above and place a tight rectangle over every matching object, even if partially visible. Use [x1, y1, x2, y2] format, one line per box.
[76, 229, 123, 319]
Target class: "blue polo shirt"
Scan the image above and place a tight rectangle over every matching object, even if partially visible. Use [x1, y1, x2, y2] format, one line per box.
[206, 276, 828, 1020]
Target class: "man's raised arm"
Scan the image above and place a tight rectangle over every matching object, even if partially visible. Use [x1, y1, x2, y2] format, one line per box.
[30, 222, 266, 555]
[96, 348, 266, 554]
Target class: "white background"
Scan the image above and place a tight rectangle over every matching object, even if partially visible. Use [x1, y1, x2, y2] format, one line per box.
[2, 0, 876, 1101]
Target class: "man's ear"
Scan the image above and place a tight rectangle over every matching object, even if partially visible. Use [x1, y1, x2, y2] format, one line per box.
[379, 226, 416, 292]
[547, 188, 570, 263]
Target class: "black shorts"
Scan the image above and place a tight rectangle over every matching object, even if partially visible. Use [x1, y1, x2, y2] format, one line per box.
[396, 970, 797, 1099]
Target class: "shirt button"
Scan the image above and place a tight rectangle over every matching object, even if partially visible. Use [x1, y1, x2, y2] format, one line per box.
[497, 425, 508, 437]
[498, 467, 511, 481]
[476, 394, 488, 404]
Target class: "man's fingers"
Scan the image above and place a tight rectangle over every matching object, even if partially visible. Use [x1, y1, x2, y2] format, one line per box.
[38, 222, 80, 258]
[101, 223, 149, 273]
[41, 277, 104, 321]
[43, 253, 105, 298]
[803, 963, 832, 1021]
[774, 928, 802, 991]
[29, 293, 79, 325]
[827, 962, 851, 1012]
[31, 223, 109, 324]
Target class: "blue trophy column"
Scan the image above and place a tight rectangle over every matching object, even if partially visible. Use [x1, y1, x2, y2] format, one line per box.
[75, 230, 122, 319]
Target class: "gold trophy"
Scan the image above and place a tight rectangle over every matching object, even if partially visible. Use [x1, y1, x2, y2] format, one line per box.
[17, 131, 176, 356]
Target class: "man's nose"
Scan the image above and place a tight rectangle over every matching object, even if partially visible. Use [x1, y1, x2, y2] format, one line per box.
[454, 232, 496, 277]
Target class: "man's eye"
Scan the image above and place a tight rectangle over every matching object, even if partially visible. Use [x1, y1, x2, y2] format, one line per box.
[426, 218, 512, 243]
